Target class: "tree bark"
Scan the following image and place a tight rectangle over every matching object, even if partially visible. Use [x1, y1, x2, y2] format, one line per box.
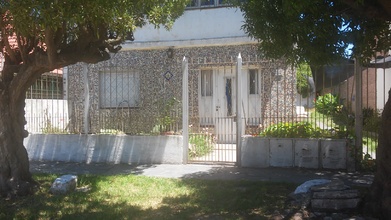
[0, 86, 37, 197]
[369, 88, 391, 218]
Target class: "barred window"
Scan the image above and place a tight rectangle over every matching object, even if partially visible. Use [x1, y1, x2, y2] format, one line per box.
[27, 72, 64, 99]
[99, 71, 140, 108]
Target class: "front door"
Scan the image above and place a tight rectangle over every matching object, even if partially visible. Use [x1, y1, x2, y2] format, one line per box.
[215, 68, 236, 144]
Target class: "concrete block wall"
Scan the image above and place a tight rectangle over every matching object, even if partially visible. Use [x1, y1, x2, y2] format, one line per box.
[241, 137, 348, 169]
[25, 134, 184, 164]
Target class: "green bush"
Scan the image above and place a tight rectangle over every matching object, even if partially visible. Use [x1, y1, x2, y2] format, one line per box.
[296, 63, 312, 98]
[363, 107, 381, 133]
[260, 121, 347, 139]
[260, 122, 323, 138]
[315, 93, 341, 116]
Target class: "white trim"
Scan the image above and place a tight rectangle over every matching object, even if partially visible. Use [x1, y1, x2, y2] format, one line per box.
[121, 36, 256, 51]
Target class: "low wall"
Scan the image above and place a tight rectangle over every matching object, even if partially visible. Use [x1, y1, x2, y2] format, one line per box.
[25, 134, 184, 164]
[241, 137, 349, 169]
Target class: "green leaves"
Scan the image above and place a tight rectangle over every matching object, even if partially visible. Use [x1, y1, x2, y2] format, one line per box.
[3, 0, 188, 46]
[236, 0, 391, 66]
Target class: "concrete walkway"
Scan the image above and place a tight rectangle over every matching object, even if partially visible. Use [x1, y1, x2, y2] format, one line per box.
[29, 161, 374, 187]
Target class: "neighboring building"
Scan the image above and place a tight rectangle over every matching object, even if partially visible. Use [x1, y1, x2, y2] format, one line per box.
[62, 3, 298, 138]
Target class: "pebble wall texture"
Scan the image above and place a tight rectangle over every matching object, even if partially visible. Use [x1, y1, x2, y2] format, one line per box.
[67, 44, 296, 134]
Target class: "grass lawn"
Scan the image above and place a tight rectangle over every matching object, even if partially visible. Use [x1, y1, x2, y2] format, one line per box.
[1, 174, 296, 220]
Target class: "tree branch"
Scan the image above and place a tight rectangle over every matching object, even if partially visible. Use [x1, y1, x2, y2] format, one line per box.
[44, 27, 57, 68]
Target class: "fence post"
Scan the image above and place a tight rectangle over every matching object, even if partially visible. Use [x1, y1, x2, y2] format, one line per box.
[82, 63, 90, 134]
[354, 58, 363, 169]
[182, 57, 189, 164]
[236, 53, 242, 167]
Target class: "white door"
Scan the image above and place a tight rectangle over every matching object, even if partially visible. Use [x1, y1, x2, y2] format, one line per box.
[214, 68, 236, 143]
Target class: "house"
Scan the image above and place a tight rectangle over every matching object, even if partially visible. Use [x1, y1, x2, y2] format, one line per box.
[60, 2, 298, 142]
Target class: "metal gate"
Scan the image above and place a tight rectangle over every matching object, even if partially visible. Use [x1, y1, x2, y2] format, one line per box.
[184, 54, 249, 164]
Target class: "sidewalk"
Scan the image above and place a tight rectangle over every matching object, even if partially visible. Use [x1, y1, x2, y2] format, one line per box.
[29, 161, 374, 187]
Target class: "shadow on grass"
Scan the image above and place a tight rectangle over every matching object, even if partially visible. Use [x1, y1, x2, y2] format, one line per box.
[1, 173, 296, 220]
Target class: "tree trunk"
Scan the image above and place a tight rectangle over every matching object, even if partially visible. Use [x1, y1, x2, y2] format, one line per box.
[369, 88, 391, 218]
[0, 87, 37, 197]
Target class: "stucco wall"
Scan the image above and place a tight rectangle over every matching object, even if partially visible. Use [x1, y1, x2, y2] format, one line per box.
[25, 134, 184, 164]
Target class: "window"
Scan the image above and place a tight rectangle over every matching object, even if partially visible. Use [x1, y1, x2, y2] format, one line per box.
[201, 70, 213, 96]
[187, 0, 226, 8]
[99, 71, 140, 108]
[249, 69, 259, 95]
[27, 72, 64, 99]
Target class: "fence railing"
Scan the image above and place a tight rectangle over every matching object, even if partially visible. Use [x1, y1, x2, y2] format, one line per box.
[23, 58, 390, 164]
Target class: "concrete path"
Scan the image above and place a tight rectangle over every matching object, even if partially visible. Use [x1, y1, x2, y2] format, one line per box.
[29, 161, 374, 187]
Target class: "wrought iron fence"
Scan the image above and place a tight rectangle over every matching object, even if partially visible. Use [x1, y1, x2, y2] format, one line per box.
[20, 56, 390, 163]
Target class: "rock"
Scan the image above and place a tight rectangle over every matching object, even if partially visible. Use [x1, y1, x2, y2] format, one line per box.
[49, 175, 77, 195]
[311, 198, 361, 211]
[310, 179, 349, 192]
[309, 180, 361, 211]
[312, 189, 360, 199]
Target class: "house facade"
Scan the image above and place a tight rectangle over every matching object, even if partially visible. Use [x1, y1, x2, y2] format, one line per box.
[66, 2, 297, 138]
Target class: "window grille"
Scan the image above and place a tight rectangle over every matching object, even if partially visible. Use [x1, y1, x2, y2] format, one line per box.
[99, 71, 140, 108]
[26, 72, 64, 99]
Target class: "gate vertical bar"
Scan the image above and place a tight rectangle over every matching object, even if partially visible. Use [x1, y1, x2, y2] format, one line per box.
[236, 53, 242, 166]
[354, 58, 363, 168]
[182, 57, 189, 164]
[82, 63, 90, 134]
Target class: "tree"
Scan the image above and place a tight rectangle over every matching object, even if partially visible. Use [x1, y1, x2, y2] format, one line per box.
[235, 0, 391, 218]
[0, 0, 188, 197]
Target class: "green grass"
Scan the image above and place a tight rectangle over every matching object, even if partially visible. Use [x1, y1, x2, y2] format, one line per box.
[1, 174, 296, 220]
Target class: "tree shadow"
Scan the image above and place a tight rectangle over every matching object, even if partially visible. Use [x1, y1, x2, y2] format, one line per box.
[3, 173, 297, 220]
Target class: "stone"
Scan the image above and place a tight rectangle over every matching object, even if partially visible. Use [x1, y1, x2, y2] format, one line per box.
[312, 189, 360, 199]
[310, 179, 350, 192]
[311, 198, 361, 211]
[49, 175, 77, 195]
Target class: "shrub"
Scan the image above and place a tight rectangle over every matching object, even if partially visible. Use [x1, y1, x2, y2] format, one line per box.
[260, 121, 347, 139]
[315, 93, 341, 116]
[260, 122, 323, 138]
[296, 63, 313, 98]
[362, 107, 381, 133]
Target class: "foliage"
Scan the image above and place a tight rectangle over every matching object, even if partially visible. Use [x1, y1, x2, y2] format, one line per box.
[260, 121, 323, 138]
[361, 153, 376, 172]
[1, 0, 189, 73]
[234, 0, 391, 66]
[296, 63, 313, 98]
[363, 107, 381, 133]
[315, 93, 341, 116]
[189, 133, 214, 158]
[1, 174, 295, 219]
